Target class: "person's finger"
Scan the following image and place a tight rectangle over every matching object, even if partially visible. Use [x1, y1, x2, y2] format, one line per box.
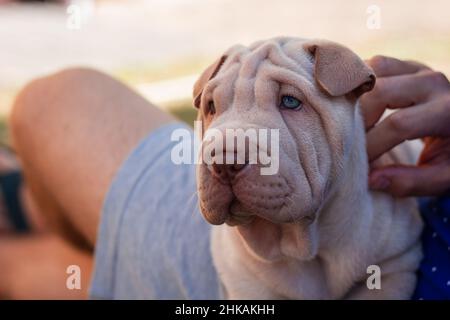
[419, 138, 450, 164]
[366, 99, 450, 162]
[367, 55, 430, 77]
[361, 70, 447, 129]
[369, 163, 450, 197]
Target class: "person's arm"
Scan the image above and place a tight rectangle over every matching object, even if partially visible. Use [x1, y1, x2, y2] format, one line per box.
[361, 55, 450, 197]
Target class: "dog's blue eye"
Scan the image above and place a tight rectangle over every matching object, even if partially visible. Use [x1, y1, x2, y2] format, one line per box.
[280, 95, 302, 110]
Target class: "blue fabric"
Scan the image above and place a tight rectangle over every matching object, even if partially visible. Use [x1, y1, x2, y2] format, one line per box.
[413, 196, 450, 300]
[90, 123, 223, 299]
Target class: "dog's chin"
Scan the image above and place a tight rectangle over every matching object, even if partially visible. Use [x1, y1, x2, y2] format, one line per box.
[225, 200, 256, 226]
[199, 197, 255, 226]
[200, 206, 319, 260]
[208, 197, 313, 228]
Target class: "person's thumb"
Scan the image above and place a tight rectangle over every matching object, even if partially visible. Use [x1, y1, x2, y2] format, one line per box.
[369, 163, 450, 197]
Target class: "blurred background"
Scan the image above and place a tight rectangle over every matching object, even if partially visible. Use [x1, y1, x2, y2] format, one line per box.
[0, 0, 449, 143]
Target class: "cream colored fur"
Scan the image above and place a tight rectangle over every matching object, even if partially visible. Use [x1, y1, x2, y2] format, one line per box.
[194, 37, 423, 299]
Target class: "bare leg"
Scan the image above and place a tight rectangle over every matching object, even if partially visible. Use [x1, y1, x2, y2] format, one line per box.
[10, 67, 176, 246]
[0, 68, 177, 298]
[0, 234, 92, 300]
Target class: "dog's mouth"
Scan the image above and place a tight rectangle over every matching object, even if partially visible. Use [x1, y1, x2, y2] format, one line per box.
[199, 186, 316, 228]
[226, 199, 255, 226]
[224, 195, 313, 227]
[198, 162, 318, 227]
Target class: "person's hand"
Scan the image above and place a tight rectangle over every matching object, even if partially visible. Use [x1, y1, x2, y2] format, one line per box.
[361, 55, 450, 197]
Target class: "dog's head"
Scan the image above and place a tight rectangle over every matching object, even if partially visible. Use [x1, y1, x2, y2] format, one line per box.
[194, 37, 375, 262]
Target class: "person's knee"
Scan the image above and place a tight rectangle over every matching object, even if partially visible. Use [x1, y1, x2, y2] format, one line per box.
[10, 68, 104, 154]
[10, 76, 47, 152]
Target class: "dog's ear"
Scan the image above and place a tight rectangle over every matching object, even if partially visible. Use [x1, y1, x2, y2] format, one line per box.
[193, 55, 227, 108]
[304, 40, 376, 98]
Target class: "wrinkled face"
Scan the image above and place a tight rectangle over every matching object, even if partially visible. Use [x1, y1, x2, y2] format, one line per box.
[194, 37, 375, 259]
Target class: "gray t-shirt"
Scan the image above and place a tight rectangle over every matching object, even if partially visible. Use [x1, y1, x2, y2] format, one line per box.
[90, 123, 223, 299]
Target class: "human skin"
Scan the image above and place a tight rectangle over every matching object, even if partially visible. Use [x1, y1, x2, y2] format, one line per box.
[362, 56, 450, 197]
[0, 68, 175, 299]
